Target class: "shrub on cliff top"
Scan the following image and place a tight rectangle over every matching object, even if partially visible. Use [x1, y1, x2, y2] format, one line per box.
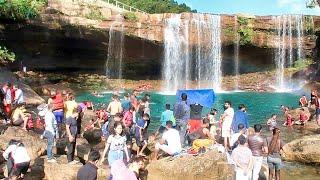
[0, 0, 47, 20]
[123, 12, 138, 22]
[0, 46, 15, 65]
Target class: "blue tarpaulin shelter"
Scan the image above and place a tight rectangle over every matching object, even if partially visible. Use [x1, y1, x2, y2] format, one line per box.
[176, 89, 215, 107]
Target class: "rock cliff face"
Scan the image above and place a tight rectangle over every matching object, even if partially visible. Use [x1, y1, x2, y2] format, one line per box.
[0, 0, 319, 78]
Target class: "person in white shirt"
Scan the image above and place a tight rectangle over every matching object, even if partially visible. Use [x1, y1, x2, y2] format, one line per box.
[40, 104, 57, 162]
[14, 85, 24, 105]
[231, 123, 247, 150]
[3, 141, 31, 179]
[220, 101, 234, 150]
[153, 121, 182, 160]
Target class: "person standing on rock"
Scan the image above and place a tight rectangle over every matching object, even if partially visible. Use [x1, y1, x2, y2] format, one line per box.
[48, 90, 64, 138]
[247, 124, 268, 180]
[173, 93, 190, 146]
[42, 104, 58, 163]
[220, 101, 234, 151]
[77, 150, 101, 180]
[266, 128, 283, 180]
[13, 85, 24, 105]
[231, 104, 249, 133]
[65, 109, 79, 164]
[231, 135, 253, 180]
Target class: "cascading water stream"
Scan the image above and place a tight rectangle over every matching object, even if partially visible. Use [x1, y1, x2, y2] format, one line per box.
[162, 14, 222, 92]
[273, 15, 305, 91]
[234, 16, 240, 90]
[105, 15, 125, 82]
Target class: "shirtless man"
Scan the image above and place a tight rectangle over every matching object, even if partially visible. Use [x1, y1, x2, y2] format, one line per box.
[11, 104, 29, 130]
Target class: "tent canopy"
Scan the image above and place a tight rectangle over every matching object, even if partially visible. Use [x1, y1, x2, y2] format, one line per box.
[176, 89, 215, 107]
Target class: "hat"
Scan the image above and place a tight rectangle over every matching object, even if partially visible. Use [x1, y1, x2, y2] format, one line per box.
[37, 104, 48, 117]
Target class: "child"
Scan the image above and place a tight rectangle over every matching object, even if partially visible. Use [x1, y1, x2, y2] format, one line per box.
[267, 114, 277, 131]
[135, 114, 149, 155]
[101, 122, 130, 166]
[159, 104, 175, 134]
[208, 108, 218, 136]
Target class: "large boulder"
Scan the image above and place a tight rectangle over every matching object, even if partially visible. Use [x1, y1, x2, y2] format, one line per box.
[146, 150, 234, 180]
[0, 127, 46, 162]
[282, 134, 320, 163]
[0, 68, 45, 105]
[43, 155, 109, 180]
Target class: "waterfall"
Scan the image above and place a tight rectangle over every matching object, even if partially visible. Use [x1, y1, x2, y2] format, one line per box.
[162, 14, 222, 92]
[234, 16, 240, 90]
[106, 17, 125, 80]
[273, 15, 305, 91]
[296, 15, 304, 60]
[162, 14, 187, 91]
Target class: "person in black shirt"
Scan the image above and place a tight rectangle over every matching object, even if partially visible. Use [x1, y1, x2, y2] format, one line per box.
[77, 150, 101, 180]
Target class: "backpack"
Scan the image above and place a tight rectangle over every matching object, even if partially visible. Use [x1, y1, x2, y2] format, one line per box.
[174, 102, 186, 120]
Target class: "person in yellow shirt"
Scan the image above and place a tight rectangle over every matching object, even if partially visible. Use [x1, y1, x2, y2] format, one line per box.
[64, 94, 78, 119]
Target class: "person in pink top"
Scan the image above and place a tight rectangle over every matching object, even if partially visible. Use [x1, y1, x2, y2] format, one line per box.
[123, 106, 135, 132]
[111, 160, 137, 180]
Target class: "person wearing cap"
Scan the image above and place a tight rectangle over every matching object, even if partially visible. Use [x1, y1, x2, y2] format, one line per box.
[232, 135, 253, 180]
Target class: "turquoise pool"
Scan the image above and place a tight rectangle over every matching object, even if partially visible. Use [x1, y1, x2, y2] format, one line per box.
[76, 91, 301, 131]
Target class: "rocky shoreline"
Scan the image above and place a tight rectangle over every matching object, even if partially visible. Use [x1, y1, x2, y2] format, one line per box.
[13, 68, 308, 95]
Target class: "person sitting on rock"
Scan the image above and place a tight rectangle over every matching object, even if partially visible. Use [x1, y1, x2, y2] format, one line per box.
[3, 141, 31, 179]
[153, 121, 182, 160]
[10, 104, 29, 131]
[299, 108, 310, 126]
[283, 108, 293, 127]
[77, 150, 101, 180]
[186, 118, 214, 145]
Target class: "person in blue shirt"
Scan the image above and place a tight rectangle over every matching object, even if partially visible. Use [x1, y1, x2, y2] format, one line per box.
[231, 104, 249, 133]
[159, 104, 175, 134]
[135, 113, 149, 155]
[173, 93, 190, 146]
[121, 93, 131, 112]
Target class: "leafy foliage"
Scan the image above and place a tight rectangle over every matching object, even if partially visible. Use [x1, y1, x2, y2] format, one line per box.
[123, 12, 138, 22]
[115, 0, 196, 14]
[85, 6, 106, 20]
[293, 58, 313, 70]
[0, 46, 15, 65]
[0, 0, 47, 20]
[237, 16, 254, 45]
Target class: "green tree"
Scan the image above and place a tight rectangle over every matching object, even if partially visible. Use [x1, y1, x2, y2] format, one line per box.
[115, 0, 196, 14]
[0, 0, 47, 20]
[0, 46, 15, 65]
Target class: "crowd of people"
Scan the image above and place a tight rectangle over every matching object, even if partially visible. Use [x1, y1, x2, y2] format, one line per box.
[2, 85, 320, 180]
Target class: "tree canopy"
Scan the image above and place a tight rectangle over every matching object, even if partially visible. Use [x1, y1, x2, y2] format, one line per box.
[118, 0, 197, 14]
